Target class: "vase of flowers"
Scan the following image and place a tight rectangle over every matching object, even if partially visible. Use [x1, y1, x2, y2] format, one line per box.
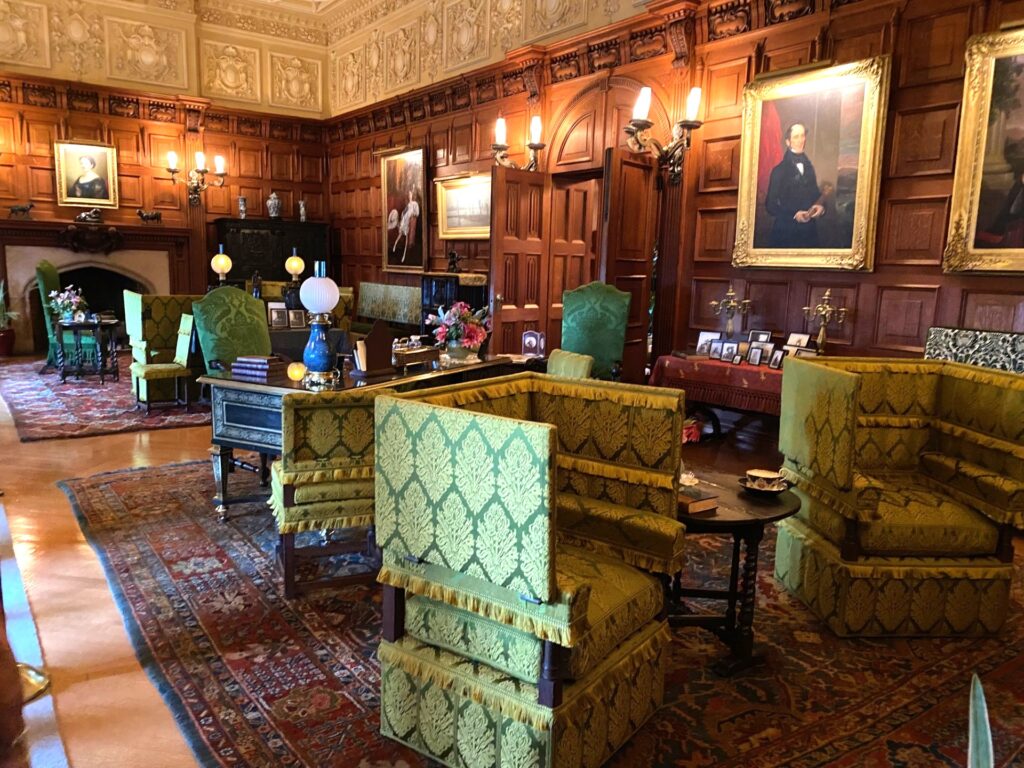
[428, 302, 489, 360]
[49, 285, 88, 321]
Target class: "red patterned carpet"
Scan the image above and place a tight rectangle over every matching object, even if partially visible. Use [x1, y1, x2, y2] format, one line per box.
[60, 461, 1024, 767]
[0, 356, 209, 441]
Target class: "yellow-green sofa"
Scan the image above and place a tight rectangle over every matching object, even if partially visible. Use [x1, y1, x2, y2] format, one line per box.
[123, 290, 204, 403]
[775, 357, 1021, 637]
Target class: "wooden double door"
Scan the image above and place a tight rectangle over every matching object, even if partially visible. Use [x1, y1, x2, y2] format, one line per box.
[488, 150, 660, 382]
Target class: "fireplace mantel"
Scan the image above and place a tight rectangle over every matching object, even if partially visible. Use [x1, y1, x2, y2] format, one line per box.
[0, 219, 192, 293]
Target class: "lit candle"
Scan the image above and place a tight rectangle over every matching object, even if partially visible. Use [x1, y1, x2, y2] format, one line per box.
[166, 151, 178, 171]
[214, 155, 226, 174]
[632, 87, 652, 121]
[685, 87, 702, 122]
[529, 115, 542, 145]
[194, 151, 206, 171]
[287, 362, 307, 382]
[494, 117, 507, 146]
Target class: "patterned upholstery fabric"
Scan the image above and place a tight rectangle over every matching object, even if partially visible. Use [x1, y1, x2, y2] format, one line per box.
[560, 282, 630, 380]
[123, 290, 204, 402]
[192, 286, 272, 374]
[547, 349, 594, 379]
[924, 326, 1024, 373]
[355, 282, 421, 327]
[375, 390, 668, 767]
[128, 314, 196, 410]
[777, 357, 1020, 636]
[36, 260, 96, 367]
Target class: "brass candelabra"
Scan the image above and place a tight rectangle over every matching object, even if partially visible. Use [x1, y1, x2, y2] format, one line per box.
[709, 284, 751, 339]
[803, 288, 849, 353]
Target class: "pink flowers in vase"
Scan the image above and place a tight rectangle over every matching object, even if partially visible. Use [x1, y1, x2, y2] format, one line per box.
[48, 286, 88, 316]
[426, 301, 490, 349]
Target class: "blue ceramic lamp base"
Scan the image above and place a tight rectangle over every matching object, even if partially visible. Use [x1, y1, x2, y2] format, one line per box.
[302, 313, 339, 389]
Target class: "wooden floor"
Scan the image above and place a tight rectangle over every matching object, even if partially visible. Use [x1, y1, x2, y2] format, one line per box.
[0, 381, 782, 768]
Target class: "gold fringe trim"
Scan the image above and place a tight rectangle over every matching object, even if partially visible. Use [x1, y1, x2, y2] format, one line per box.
[273, 512, 375, 535]
[856, 415, 931, 429]
[274, 463, 375, 486]
[556, 454, 675, 491]
[378, 565, 576, 646]
[556, 532, 683, 575]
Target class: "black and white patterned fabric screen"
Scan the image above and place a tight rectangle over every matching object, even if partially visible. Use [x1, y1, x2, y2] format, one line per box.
[924, 327, 1024, 373]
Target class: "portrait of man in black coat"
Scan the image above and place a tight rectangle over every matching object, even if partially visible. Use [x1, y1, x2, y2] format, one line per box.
[763, 123, 826, 248]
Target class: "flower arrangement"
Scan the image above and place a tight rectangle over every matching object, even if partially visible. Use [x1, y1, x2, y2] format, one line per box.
[48, 285, 88, 316]
[427, 302, 490, 350]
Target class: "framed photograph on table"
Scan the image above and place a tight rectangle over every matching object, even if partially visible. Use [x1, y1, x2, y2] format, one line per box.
[709, 340, 725, 360]
[731, 354, 743, 365]
[268, 302, 288, 329]
[382, 147, 427, 273]
[747, 346, 763, 366]
[794, 348, 818, 358]
[696, 331, 722, 355]
[731, 56, 891, 270]
[287, 309, 307, 329]
[748, 330, 772, 343]
[769, 348, 785, 369]
[436, 174, 491, 240]
[54, 140, 119, 208]
[786, 332, 811, 348]
[721, 341, 739, 360]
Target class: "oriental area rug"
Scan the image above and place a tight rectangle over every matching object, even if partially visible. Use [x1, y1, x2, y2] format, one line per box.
[60, 461, 1024, 767]
[0, 357, 209, 441]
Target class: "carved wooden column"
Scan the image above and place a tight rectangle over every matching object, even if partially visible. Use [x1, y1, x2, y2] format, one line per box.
[180, 97, 212, 294]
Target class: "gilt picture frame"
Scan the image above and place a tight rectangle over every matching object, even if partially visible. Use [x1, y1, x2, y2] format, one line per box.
[381, 147, 427, 273]
[54, 140, 119, 209]
[732, 56, 891, 270]
[945, 29, 1024, 272]
[435, 174, 491, 240]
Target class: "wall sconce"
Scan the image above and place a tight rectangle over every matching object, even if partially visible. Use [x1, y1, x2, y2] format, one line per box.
[492, 116, 546, 171]
[167, 150, 226, 206]
[210, 243, 232, 286]
[709, 283, 751, 339]
[803, 288, 849, 353]
[624, 86, 703, 185]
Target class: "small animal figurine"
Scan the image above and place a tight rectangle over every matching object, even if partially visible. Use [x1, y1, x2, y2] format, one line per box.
[74, 208, 102, 223]
[136, 209, 162, 223]
[446, 249, 462, 273]
[7, 203, 34, 218]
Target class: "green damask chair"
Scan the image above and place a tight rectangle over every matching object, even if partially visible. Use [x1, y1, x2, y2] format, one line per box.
[268, 389, 390, 598]
[775, 357, 1021, 637]
[546, 348, 594, 379]
[35, 260, 96, 373]
[375, 394, 670, 768]
[128, 314, 196, 414]
[123, 290, 204, 405]
[191, 286, 273, 374]
[560, 281, 630, 380]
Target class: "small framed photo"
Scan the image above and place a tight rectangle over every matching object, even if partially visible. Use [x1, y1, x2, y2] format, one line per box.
[748, 330, 772, 343]
[751, 341, 775, 358]
[731, 354, 743, 365]
[769, 348, 785, 369]
[522, 330, 546, 357]
[288, 309, 307, 329]
[268, 303, 288, 329]
[721, 341, 739, 360]
[709, 340, 725, 360]
[696, 331, 722, 355]
[747, 346, 763, 365]
[786, 332, 811, 348]
[794, 348, 818, 358]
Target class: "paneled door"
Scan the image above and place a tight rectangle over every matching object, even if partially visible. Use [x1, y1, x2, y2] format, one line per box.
[601, 148, 660, 382]
[488, 165, 552, 353]
[546, 176, 600, 350]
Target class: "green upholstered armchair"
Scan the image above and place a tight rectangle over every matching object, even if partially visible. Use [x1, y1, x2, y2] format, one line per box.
[559, 282, 630, 380]
[36, 260, 96, 372]
[123, 290, 204, 404]
[268, 388, 390, 598]
[375, 393, 670, 768]
[128, 314, 196, 414]
[546, 348, 594, 378]
[191, 286, 273, 374]
[775, 357, 1021, 637]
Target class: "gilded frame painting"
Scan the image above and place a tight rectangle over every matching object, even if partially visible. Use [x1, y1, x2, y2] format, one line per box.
[435, 174, 491, 240]
[732, 56, 891, 270]
[381, 147, 427, 273]
[945, 29, 1024, 272]
[54, 140, 119, 209]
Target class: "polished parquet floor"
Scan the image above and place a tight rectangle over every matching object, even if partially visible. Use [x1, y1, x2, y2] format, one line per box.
[0, 377, 782, 768]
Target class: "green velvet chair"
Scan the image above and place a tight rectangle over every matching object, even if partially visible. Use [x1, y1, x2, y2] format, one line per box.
[35, 260, 96, 373]
[375, 393, 670, 768]
[775, 357, 1021, 637]
[546, 348, 594, 379]
[268, 388, 391, 598]
[191, 286, 273, 374]
[560, 282, 630, 380]
[123, 290, 204, 404]
[128, 314, 196, 414]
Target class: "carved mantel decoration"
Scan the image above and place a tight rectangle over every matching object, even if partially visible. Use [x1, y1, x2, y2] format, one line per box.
[57, 224, 124, 254]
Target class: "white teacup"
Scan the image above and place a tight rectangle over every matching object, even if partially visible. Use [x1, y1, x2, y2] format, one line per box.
[746, 468, 786, 490]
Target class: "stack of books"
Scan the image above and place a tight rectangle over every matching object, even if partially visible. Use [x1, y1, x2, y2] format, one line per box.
[679, 483, 719, 517]
[230, 355, 286, 382]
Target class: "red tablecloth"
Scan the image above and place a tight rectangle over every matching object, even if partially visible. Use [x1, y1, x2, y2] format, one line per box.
[649, 355, 783, 415]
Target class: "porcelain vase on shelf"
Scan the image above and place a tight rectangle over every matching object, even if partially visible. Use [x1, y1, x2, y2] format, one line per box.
[447, 340, 475, 360]
[238, 196, 247, 219]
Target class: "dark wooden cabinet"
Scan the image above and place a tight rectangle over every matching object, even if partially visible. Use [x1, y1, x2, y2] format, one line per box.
[420, 273, 489, 333]
[214, 219, 330, 282]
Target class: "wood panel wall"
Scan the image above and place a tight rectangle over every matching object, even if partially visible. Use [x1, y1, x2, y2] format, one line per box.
[0, 75, 328, 294]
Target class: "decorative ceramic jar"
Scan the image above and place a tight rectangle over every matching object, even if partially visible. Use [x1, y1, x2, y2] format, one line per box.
[267, 192, 282, 218]
[238, 196, 247, 219]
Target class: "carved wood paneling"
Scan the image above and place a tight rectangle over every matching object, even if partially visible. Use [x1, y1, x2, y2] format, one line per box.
[960, 291, 1024, 332]
[705, 58, 749, 121]
[805, 284, 857, 346]
[743, 280, 790, 335]
[874, 285, 940, 352]
[889, 104, 960, 177]
[898, 5, 972, 87]
[694, 208, 737, 262]
[699, 135, 741, 191]
[880, 197, 949, 266]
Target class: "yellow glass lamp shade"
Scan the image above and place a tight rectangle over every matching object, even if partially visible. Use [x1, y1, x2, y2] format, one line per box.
[210, 244, 232, 279]
[287, 362, 307, 381]
[285, 254, 305, 278]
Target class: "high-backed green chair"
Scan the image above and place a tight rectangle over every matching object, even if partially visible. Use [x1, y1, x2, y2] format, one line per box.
[560, 282, 630, 380]
[35, 260, 96, 373]
[123, 290, 204, 404]
[128, 314, 196, 414]
[191, 286, 273, 374]
[375, 394, 670, 768]
[268, 388, 391, 598]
